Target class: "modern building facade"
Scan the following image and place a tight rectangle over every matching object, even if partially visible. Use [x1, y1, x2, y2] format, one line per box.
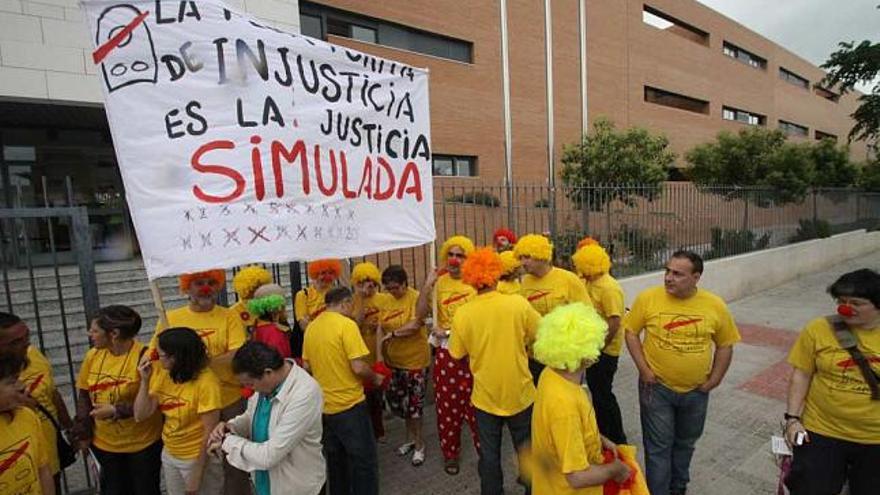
[0, 0, 870, 259]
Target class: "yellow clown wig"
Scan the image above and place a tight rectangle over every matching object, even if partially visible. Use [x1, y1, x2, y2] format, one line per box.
[499, 250, 521, 275]
[571, 243, 612, 278]
[178, 269, 226, 293]
[307, 259, 343, 280]
[439, 235, 476, 260]
[351, 261, 381, 285]
[232, 265, 272, 300]
[513, 234, 553, 262]
[461, 247, 504, 289]
[533, 303, 608, 372]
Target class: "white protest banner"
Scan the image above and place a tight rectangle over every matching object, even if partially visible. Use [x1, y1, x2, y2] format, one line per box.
[81, 0, 434, 280]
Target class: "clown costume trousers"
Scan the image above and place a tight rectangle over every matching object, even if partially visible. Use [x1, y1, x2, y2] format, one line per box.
[433, 348, 480, 461]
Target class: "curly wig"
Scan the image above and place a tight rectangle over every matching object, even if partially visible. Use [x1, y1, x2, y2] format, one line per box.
[533, 303, 608, 372]
[499, 250, 521, 275]
[513, 234, 553, 261]
[351, 262, 381, 284]
[178, 269, 226, 293]
[571, 243, 611, 278]
[493, 228, 517, 246]
[439, 235, 475, 260]
[232, 265, 272, 299]
[461, 248, 503, 289]
[307, 259, 343, 280]
[576, 236, 599, 249]
[247, 294, 287, 319]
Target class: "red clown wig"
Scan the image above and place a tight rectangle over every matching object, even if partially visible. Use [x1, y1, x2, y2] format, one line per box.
[178, 269, 226, 293]
[307, 259, 343, 280]
[493, 228, 517, 247]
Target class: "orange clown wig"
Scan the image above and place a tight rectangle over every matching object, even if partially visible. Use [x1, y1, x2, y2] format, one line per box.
[307, 259, 343, 281]
[461, 248, 504, 290]
[576, 236, 599, 250]
[179, 269, 226, 293]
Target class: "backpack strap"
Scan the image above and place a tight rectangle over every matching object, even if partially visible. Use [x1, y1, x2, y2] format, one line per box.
[826, 315, 880, 401]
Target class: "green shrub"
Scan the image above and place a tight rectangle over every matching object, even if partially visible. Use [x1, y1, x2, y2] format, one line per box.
[445, 191, 501, 207]
[533, 198, 550, 208]
[704, 227, 770, 259]
[790, 218, 832, 242]
[613, 225, 668, 268]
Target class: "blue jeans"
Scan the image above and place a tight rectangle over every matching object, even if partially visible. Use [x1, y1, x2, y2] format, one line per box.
[322, 401, 378, 495]
[638, 381, 709, 495]
[474, 406, 532, 495]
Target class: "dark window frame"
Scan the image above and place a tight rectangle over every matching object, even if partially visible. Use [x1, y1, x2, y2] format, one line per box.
[722, 106, 766, 126]
[779, 120, 808, 137]
[815, 130, 838, 142]
[644, 86, 710, 114]
[432, 154, 478, 177]
[813, 85, 841, 103]
[642, 5, 710, 46]
[779, 67, 809, 89]
[723, 41, 767, 70]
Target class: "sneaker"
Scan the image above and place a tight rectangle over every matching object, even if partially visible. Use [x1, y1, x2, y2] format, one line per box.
[411, 446, 426, 466]
[397, 442, 415, 456]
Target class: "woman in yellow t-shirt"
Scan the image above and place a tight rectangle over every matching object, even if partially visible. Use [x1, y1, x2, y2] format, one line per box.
[0, 352, 55, 495]
[784, 269, 880, 495]
[72, 305, 163, 495]
[135, 328, 223, 495]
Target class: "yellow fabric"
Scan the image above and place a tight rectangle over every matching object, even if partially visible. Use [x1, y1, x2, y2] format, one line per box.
[787, 317, 880, 444]
[449, 292, 540, 416]
[379, 288, 429, 370]
[436, 274, 476, 331]
[520, 267, 592, 316]
[0, 407, 49, 495]
[302, 311, 370, 414]
[149, 368, 222, 460]
[21, 346, 59, 474]
[76, 341, 162, 453]
[497, 279, 521, 296]
[586, 274, 626, 357]
[152, 305, 247, 407]
[531, 368, 604, 495]
[623, 286, 741, 393]
[230, 299, 257, 331]
[353, 292, 392, 364]
[294, 286, 330, 324]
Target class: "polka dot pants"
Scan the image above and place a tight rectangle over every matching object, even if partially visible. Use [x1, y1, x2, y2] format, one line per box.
[433, 348, 480, 461]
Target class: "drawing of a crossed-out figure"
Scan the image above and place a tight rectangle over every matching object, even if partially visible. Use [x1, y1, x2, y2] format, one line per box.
[94, 4, 158, 92]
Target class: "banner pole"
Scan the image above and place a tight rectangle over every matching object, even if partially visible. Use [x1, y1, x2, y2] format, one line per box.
[150, 280, 169, 330]
[430, 241, 438, 323]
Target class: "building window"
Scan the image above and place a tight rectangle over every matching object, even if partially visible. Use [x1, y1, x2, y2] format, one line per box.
[779, 67, 809, 89]
[433, 155, 477, 177]
[299, 1, 473, 63]
[814, 85, 840, 102]
[815, 130, 838, 142]
[723, 41, 767, 70]
[779, 120, 808, 137]
[722, 106, 766, 126]
[644, 86, 709, 114]
[642, 5, 710, 46]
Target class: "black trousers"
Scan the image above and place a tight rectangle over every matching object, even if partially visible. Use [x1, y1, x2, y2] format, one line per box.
[91, 440, 162, 495]
[474, 406, 532, 495]
[584, 353, 627, 444]
[786, 430, 880, 495]
[322, 401, 379, 495]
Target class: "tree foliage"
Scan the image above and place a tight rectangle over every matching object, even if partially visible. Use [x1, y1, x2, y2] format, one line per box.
[859, 158, 880, 191]
[822, 36, 880, 144]
[560, 117, 674, 211]
[811, 138, 859, 187]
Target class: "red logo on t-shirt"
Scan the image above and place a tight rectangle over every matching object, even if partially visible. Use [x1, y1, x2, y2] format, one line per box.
[382, 310, 405, 323]
[662, 318, 703, 331]
[442, 293, 469, 306]
[526, 291, 550, 302]
[0, 441, 29, 475]
[88, 379, 129, 393]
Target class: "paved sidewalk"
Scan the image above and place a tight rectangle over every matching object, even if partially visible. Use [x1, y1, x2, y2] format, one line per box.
[375, 250, 880, 495]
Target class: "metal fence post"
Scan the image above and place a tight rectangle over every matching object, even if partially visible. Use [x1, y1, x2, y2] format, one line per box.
[70, 206, 100, 325]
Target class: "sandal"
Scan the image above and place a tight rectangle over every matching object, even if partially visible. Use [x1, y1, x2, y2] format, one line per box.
[397, 442, 415, 456]
[444, 458, 460, 475]
[411, 446, 426, 466]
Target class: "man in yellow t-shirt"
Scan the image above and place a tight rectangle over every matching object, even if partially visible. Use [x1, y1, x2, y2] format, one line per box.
[414, 235, 480, 473]
[497, 251, 523, 295]
[515, 234, 592, 384]
[294, 259, 342, 360]
[449, 248, 541, 494]
[623, 250, 740, 495]
[0, 352, 55, 495]
[303, 287, 384, 495]
[572, 243, 627, 444]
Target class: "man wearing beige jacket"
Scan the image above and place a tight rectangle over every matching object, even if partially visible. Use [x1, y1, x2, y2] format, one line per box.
[209, 341, 325, 495]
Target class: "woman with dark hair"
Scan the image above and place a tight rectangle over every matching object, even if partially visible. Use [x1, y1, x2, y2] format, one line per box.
[784, 268, 880, 495]
[135, 327, 223, 495]
[72, 305, 163, 495]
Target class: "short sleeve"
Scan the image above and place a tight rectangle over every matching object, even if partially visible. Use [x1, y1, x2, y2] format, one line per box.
[76, 349, 95, 390]
[225, 309, 247, 352]
[342, 322, 370, 360]
[788, 320, 820, 374]
[197, 372, 223, 415]
[294, 290, 308, 321]
[712, 302, 741, 347]
[448, 311, 468, 360]
[550, 415, 590, 474]
[522, 302, 542, 344]
[601, 285, 625, 319]
[569, 274, 592, 306]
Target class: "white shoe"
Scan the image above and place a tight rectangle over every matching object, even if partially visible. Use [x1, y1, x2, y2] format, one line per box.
[411, 446, 426, 466]
[397, 442, 415, 456]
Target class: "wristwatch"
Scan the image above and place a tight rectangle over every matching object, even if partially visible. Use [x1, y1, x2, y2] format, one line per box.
[783, 413, 801, 422]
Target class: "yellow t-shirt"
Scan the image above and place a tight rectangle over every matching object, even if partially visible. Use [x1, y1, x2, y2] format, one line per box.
[149, 368, 222, 460]
[521, 267, 592, 316]
[379, 288, 429, 370]
[436, 274, 476, 331]
[152, 305, 247, 407]
[21, 345, 59, 474]
[303, 311, 370, 414]
[623, 286, 741, 393]
[0, 407, 49, 495]
[353, 292, 392, 364]
[531, 368, 604, 495]
[586, 274, 626, 357]
[294, 286, 329, 324]
[497, 279, 521, 296]
[230, 299, 257, 333]
[787, 317, 880, 444]
[76, 341, 162, 453]
[449, 291, 541, 416]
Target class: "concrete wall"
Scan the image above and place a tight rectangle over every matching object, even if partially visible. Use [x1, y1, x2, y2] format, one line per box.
[0, 0, 301, 104]
[620, 229, 880, 303]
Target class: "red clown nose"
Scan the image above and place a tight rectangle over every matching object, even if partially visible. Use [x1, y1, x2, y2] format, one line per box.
[240, 387, 255, 399]
[150, 349, 159, 361]
[320, 274, 335, 283]
[197, 285, 214, 296]
[837, 304, 855, 318]
[448, 257, 462, 268]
